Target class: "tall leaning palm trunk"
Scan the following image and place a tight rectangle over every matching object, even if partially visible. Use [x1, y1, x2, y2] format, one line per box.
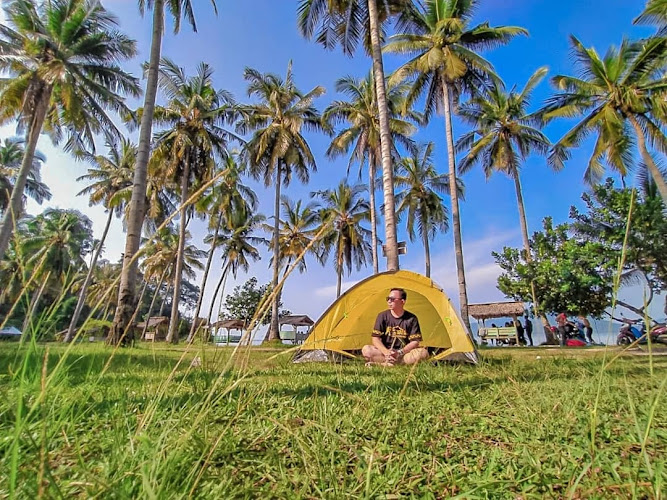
[441, 79, 471, 332]
[166, 160, 191, 343]
[0, 85, 52, 261]
[65, 209, 113, 342]
[368, 152, 379, 274]
[111, 1, 164, 344]
[268, 165, 282, 342]
[368, 0, 399, 271]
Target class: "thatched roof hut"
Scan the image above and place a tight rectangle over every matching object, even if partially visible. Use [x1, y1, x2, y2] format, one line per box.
[136, 316, 169, 341]
[468, 302, 525, 320]
[211, 319, 246, 330]
[279, 315, 314, 327]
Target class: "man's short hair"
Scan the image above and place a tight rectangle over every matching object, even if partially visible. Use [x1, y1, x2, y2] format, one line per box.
[390, 287, 407, 300]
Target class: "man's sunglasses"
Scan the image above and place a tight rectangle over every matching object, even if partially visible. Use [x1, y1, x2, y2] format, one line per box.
[386, 297, 403, 302]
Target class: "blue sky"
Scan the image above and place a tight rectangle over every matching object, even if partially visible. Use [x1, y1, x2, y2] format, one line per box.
[1, 1, 661, 341]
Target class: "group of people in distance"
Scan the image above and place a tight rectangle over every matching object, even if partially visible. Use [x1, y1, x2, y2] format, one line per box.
[486, 316, 534, 346]
[555, 313, 595, 346]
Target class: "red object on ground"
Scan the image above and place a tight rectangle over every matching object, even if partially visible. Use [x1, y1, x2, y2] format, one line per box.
[566, 339, 587, 347]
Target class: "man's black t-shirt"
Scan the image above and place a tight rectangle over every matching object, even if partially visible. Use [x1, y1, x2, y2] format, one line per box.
[372, 310, 422, 349]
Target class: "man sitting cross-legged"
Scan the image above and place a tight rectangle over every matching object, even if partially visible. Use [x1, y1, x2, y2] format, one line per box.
[362, 288, 429, 366]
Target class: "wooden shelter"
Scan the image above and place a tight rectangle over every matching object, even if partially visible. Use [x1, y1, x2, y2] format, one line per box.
[469, 302, 525, 345]
[279, 315, 314, 344]
[210, 318, 246, 344]
[136, 316, 169, 341]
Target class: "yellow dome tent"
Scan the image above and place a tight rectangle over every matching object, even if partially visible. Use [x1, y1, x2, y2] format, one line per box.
[295, 270, 478, 363]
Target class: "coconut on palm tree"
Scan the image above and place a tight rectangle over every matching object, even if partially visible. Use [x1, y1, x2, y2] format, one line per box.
[298, 0, 418, 271]
[324, 73, 419, 273]
[113, 0, 218, 343]
[0, 138, 51, 214]
[238, 62, 328, 343]
[456, 68, 555, 342]
[0, 0, 140, 263]
[314, 181, 372, 298]
[395, 142, 462, 278]
[64, 139, 137, 342]
[541, 36, 667, 202]
[384, 0, 527, 332]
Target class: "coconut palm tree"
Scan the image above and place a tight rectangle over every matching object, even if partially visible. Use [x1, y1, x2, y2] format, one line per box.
[20, 209, 94, 333]
[395, 142, 462, 278]
[64, 139, 136, 342]
[635, 0, 667, 34]
[206, 209, 266, 328]
[456, 68, 553, 339]
[0, 138, 51, 214]
[298, 0, 418, 271]
[314, 182, 372, 298]
[324, 73, 419, 273]
[384, 0, 527, 331]
[148, 60, 238, 343]
[86, 260, 121, 321]
[457, 69, 550, 249]
[139, 226, 205, 341]
[275, 197, 322, 275]
[0, 0, 140, 263]
[187, 154, 257, 343]
[541, 36, 667, 202]
[114, 0, 217, 343]
[238, 62, 328, 342]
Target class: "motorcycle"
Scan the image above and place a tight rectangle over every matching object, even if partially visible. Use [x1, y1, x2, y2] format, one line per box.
[617, 319, 667, 345]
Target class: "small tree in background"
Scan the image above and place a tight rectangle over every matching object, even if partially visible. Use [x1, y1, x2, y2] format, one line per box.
[222, 277, 287, 331]
[493, 217, 616, 344]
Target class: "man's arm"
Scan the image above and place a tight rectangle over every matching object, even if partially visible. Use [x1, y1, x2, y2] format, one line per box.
[398, 315, 422, 356]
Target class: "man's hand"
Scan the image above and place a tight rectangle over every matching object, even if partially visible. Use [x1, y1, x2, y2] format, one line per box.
[385, 350, 399, 363]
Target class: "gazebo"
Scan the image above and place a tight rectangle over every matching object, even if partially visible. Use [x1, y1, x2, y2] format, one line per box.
[210, 318, 246, 344]
[279, 315, 314, 344]
[136, 316, 169, 341]
[468, 302, 525, 345]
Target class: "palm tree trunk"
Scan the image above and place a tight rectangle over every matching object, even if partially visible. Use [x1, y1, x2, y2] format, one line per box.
[65, 209, 113, 342]
[127, 278, 150, 344]
[22, 271, 51, 335]
[207, 260, 230, 326]
[166, 159, 191, 344]
[111, 0, 164, 345]
[187, 214, 222, 343]
[142, 266, 169, 340]
[159, 283, 172, 317]
[512, 171, 549, 342]
[267, 164, 281, 342]
[422, 222, 431, 279]
[368, 150, 379, 274]
[441, 78, 471, 333]
[0, 83, 53, 262]
[336, 257, 343, 298]
[628, 115, 667, 202]
[367, 0, 399, 272]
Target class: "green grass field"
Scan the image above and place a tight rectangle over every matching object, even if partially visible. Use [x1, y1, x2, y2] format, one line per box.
[0, 342, 665, 498]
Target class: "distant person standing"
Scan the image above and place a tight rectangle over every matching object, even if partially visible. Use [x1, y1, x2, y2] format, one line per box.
[578, 315, 594, 343]
[524, 315, 533, 346]
[515, 319, 526, 345]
